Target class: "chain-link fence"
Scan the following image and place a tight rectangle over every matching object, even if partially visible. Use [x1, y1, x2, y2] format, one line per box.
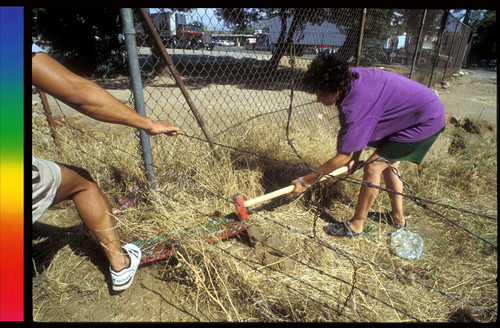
[125, 8, 473, 186]
[32, 8, 476, 195]
[32, 9, 496, 321]
[32, 8, 477, 191]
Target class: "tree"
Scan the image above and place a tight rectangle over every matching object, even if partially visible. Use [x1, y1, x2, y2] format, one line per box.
[215, 8, 263, 30]
[32, 8, 124, 78]
[467, 10, 497, 65]
[216, 8, 338, 69]
[340, 8, 405, 65]
[215, 8, 410, 69]
[266, 8, 311, 69]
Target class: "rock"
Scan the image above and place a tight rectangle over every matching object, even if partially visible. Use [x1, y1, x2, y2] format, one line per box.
[278, 256, 296, 271]
[264, 232, 283, 252]
[246, 225, 264, 247]
[441, 81, 451, 89]
[450, 117, 483, 135]
[448, 133, 467, 154]
[259, 232, 297, 271]
[262, 253, 280, 268]
[462, 118, 481, 134]
[262, 250, 296, 271]
[302, 239, 324, 266]
[449, 116, 462, 127]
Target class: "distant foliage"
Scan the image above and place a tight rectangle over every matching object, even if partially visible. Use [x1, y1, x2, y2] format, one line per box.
[32, 8, 126, 78]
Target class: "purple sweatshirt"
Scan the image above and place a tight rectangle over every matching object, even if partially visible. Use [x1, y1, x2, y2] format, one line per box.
[336, 67, 446, 153]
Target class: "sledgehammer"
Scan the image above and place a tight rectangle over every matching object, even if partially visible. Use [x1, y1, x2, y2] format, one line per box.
[233, 166, 349, 221]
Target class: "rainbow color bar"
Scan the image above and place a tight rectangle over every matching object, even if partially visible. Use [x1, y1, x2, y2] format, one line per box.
[0, 7, 24, 322]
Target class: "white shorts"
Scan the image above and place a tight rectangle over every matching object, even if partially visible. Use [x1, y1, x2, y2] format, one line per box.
[32, 156, 61, 223]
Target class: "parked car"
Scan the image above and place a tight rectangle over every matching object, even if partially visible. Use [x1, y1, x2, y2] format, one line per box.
[215, 40, 234, 46]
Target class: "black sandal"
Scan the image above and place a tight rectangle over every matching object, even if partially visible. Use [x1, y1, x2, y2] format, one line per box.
[368, 211, 407, 229]
[323, 221, 361, 238]
[389, 217, 407, 229]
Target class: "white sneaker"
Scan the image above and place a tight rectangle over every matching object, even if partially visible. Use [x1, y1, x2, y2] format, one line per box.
[110, 243, 141, 291]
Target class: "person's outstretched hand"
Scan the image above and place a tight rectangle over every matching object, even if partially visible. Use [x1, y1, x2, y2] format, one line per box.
[145, 120, 180, 136]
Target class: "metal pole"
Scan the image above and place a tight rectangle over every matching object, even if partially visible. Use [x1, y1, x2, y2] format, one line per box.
[120, 8, 157, 190]
[138, 8, 222, 160]
[428, 10, 449, 87]
[409, 9, 427, 80]
[462, 27, 475, 68]
[452, 23, 467, 70]
[38, 90, 60, 150]
[443, 15, 460, 80]
[356, 8, 367, 67]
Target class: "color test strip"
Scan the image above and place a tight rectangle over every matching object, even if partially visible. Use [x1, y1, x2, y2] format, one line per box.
[0, 7, 24, 322]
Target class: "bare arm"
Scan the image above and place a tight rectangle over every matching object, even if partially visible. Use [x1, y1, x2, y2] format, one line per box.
[32, 52, 179, 136]
[291, 151, 362, 193]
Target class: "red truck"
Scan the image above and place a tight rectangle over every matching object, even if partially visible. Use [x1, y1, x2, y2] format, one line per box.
[148, 11, 214, 50]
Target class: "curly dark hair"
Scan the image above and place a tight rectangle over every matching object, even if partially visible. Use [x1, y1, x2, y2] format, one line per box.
[302, 52, 359, 98]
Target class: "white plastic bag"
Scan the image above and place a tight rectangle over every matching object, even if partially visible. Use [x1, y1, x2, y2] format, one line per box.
[391, 229, 423, 260]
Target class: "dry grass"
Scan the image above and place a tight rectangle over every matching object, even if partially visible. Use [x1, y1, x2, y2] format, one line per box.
[32, 100, 497, 322]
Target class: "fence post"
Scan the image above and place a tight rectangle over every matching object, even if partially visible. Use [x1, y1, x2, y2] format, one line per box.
[38, 90, 60, 150]
[356, 8, 367, 67]
[462, 27, 475, 68]
[428, 10, 449, 87]
[120, 8, 157, 190]
[409, 9, 427, 80]
[452, 23, 467, 69]
[442, 15, 461, 80]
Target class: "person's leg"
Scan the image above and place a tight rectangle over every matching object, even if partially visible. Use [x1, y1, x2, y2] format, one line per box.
[382, 161, 406, 226]
[52, 163, 129, 272]
[350, 153, 394, 233]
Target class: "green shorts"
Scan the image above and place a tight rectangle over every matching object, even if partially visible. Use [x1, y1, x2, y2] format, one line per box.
[376, 125, 445, 165]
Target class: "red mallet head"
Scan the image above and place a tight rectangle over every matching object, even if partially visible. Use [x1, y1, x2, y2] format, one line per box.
[233, 194, 248, 221]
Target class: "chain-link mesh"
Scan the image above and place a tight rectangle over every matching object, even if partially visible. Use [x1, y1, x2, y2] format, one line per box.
[31, 8, 475, 198]
[32, 8, 476, 195]
[31, 9, 497, 321]
[132, 8, 343, 188]
[127, 8, 472, 186]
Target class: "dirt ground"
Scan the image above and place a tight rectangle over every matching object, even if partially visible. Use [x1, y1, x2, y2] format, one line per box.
[31, 68, 497, 322]
[33, 67, 497, 126]
[436, 69, 496, 123]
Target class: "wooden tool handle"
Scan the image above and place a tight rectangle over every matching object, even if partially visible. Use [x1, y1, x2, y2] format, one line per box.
[244, 166, 349, 208]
